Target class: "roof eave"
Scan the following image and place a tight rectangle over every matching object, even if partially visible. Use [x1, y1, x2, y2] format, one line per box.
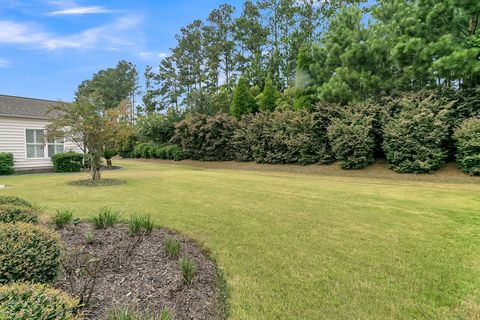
[0, 113, 50, 120]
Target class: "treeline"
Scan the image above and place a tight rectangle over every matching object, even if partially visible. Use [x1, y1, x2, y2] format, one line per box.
[70, 1, 480, 175]
[140, 0, 480, 114]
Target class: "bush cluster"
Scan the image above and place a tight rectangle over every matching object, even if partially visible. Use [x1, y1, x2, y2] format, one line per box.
[133, 90, 475, 174]
[233, 110, 333, 165]
[136, 113, 177, 145]
[454, 118, 480, 176]
[51, 152, 84, 172]
[133, 143, 185, 161]
[383, 96, 449, 173]
[174, 113, 238, 161]
[327, 108, 375, 169]
[155, 145, 185, 161]
[0, 222, 61, 284]
[0, 152, 14, 175]
[0, 282, 80, 320]
[118, 134, 138, 158]
[0, 196, 33, 208]
[133, 142, 155, 159]
[0, 204, 38, 224]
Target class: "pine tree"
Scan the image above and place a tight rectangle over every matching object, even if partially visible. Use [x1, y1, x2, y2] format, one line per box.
[230, 77, 257, 119]
[258, 76, 280, 111]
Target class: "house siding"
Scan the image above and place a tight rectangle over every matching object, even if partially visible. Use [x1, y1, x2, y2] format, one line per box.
[0, 116, 81, 170]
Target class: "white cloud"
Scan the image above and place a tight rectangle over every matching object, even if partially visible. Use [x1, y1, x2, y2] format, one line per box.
[139, 51, 169, 60]
[0, 59, 10, 68]
[0, 21, 49, 45]
[0, 15, 143, 50]
[47, 6, 112, 16]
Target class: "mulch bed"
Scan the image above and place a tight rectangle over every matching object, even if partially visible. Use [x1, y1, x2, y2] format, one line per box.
[56, 223, 225, 320]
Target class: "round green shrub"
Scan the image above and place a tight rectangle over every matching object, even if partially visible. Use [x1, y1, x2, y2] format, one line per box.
[0, 223, 60, 284]
[454, 117, 480, 176]
[0, 196, 33, 208]
[103, 149, 118, 160]
[0, 282, 80, 320]
[51, 152, 84, 173]
[383, 96, 449, 173]
[133, 142, 156, 159]
[0, 204, 38, 224]
[327, 108, 375, 169]
[164, 145, 185, 161]
[155, 146, 167, 159]
[0, 152, 14, 175]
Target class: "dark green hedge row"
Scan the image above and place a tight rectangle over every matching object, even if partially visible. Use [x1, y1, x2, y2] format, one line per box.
[0, 152, 14, 175]
[134, 90, 479, 174]
[454, 118, 480, 176]
[173, 113, 238, 161]
[233, 109, 334, 165]
[51, 152, 84, 172]
[133, 143, 185, 161]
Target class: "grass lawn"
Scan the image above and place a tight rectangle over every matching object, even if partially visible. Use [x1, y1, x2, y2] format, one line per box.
[1, 159, 480, 319]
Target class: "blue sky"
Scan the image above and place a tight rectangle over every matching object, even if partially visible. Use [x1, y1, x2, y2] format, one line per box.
[0, 0, 243, 101]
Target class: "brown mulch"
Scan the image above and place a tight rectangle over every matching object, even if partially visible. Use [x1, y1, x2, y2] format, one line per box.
[67, 178, 127, 187]
[56, 223, 225, 320]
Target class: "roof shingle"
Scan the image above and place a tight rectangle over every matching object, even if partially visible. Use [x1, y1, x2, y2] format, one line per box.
[0, 94, 59, 119]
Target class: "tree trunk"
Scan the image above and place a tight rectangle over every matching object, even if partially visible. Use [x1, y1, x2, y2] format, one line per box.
[469, 15, 479, 36]
[106, 158, 112, 167]
[90, 153, 102, 181]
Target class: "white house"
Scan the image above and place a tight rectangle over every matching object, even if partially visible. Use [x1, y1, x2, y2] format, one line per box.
[0, 94, 81, 171]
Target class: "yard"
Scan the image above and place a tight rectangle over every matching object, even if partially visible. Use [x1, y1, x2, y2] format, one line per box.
[1, 159, 479, 319]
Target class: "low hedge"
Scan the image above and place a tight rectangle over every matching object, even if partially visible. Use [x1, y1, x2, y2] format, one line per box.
[51, 152, 84, 173]
[133, 142, 156, 159]
[0, 282, 80, 320]
[155, 145, 185, 161]
[0, 204, 38, 224]
[0, 152, 14, 175]
[0, 223, 60, 284]
[454, 117, 480, 175]
[0, 196, 33, 208]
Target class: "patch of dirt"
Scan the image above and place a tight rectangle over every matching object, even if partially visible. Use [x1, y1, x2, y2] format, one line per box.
[56, 223, 225, 320]
[68, 178, 127, 187]
[136, 158, 480, 184]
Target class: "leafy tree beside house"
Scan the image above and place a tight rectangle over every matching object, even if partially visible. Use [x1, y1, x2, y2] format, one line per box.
[46, 96, 131, 181]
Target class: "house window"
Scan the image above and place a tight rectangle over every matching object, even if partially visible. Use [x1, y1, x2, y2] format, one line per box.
[48, 138, 64, 157]
[26, 129, 45, 158]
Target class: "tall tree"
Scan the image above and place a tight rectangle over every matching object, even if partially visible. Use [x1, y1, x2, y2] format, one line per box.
[234, 1, 269, 87]
[158, 56, 183, 110]
[174, 20, 206, 94]
[374, 0, 480, 90]
[76, 60, 139, 111]
[142, 65, 160, 113]
[207, 4, 237, 88]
